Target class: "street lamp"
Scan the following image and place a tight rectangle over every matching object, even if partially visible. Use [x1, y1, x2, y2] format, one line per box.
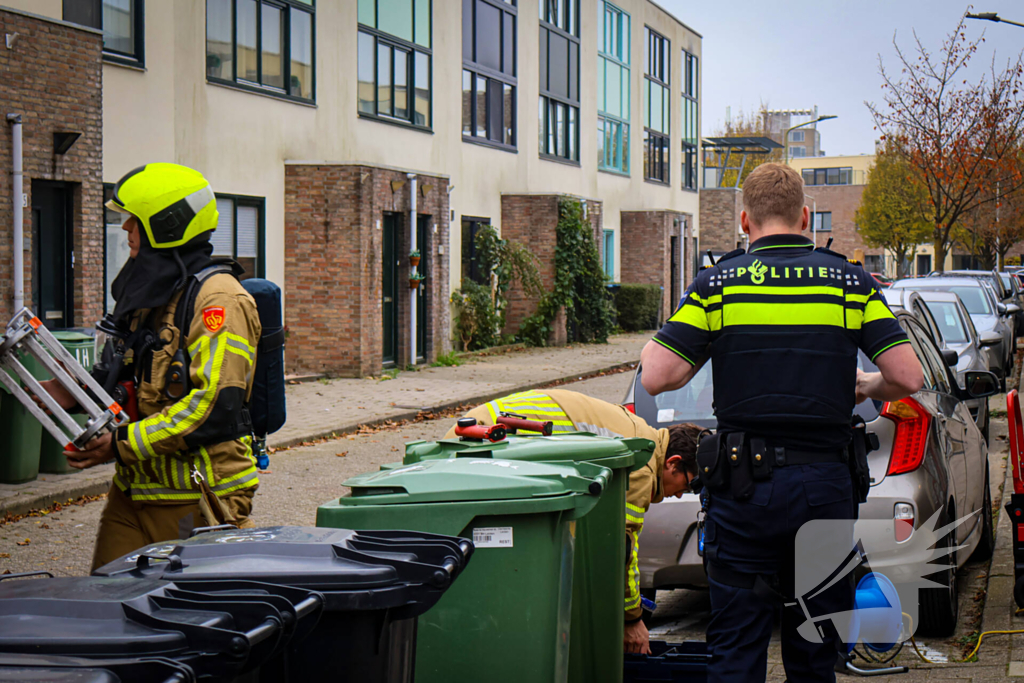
[805, 193, 818, 247]
[785, 115, 837, 162]
[966, 12, 1024, 29]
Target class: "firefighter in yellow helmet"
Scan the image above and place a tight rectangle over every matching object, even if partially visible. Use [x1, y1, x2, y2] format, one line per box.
[446, 389, 702, 654]
[39, 163, 262, 570]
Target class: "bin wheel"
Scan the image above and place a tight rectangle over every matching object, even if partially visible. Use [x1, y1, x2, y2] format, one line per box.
[1015, 575, 1024, 609]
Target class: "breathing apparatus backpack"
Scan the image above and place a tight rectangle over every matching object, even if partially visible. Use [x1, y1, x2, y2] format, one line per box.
[172, 262, 286, 469]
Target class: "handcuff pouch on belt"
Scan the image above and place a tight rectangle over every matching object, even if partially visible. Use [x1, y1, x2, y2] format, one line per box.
[695, 430, 773, 501]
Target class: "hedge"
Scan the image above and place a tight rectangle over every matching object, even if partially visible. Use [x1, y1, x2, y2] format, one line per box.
[613, 284, 663, 332]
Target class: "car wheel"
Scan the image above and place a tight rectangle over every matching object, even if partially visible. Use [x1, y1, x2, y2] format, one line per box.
[970, 464, 995, 561]
[918, 520, 959, 637]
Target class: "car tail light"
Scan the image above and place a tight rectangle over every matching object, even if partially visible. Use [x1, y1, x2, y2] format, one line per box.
[624, 403, 635, 414]
[882, 397, 931, 476]
[894, 503, 914, 543]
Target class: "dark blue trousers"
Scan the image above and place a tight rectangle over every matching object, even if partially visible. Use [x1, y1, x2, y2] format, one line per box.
[703, 463, 855, 683]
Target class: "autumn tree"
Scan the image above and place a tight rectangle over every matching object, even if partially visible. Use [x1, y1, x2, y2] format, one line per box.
[867, 12, 1024, 271]
[708, 107, 784, 187]
[855, 150, 932, 277]
[955, 150, 1024, 268]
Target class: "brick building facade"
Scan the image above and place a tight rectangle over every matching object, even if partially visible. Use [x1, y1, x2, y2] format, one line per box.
[619, 211, 690, 320]
[500, 194, 603, 345]
[802, 184, 882, 262]
[0, 9, 104, 327]
[284, 164, 450, 377]
[698, 188, 745, 254]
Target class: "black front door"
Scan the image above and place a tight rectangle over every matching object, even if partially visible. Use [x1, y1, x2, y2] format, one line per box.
[32, 181, 74, 329]
[382, 214, 399, 365]
[417, 216, 429, 362]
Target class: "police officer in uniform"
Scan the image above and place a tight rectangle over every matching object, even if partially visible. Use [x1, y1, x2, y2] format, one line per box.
[40, 163, 262, 570]
[640, 163, 923, 682]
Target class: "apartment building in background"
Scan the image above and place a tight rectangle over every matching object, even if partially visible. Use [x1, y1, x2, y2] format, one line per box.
[763, 108, 824, 159]
[0, 0, 701, 376]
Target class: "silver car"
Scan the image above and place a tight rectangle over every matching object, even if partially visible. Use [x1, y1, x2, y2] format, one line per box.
[890, 277, 1014, 383]
[937, 270, 1021, 338]
[624, 306, 998, 635]
[882, 289, 993, 440]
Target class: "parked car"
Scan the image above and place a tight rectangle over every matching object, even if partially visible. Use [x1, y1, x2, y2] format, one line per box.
[935, 269, 1022, 335]
[890, 277, 1014, 384]
[871, 272, 893, 287]
[884, 289, 993, 440]
[624, 306, 998, 635]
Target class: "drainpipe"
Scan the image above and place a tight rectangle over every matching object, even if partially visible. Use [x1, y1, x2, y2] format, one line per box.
[7, 114, 24, 312]
[408, 173, 417, 365]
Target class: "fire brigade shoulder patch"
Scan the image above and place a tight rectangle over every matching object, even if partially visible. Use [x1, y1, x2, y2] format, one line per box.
[202, 306, 226, 333]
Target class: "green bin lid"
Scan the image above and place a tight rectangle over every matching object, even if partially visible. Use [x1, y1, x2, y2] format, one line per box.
[50, 331, 93, 343]
[404, 433, 653, 472]
[340, 457, 610, 506]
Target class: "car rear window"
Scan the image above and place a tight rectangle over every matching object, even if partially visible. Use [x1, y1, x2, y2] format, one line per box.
[925, 301, 968, 343]
[895, 284, 992, 315]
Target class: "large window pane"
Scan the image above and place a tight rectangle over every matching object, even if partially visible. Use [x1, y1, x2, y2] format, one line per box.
[358, 31, 375, 114]
[261, 3, 284, 89]
[567, 105, 576, 161]
[212, 198, 236, 256]
[290, 8, 313, 99]
[358, 0, 375, 27]
[378, 43, 392, 116]
[415, 0, 431, 48]
[548, 32, 569, 99]
[568, 40, 578, 101]
[206, 0, 233, 80]
[394, 48, 409, 120]
[102, 0, 133, 54]
[476, 75, 487, 136]
[463, 0, 473, 60]
[414, 51, 431, 126]
[379, 0, 414, 43]
[476, 0, 501, 71]
[597, 117, 606, 167]
[487, 79, 502, 141]
[503, 12, 515, 75]
[237, 205, 259, 279]
[606, 61, 621, 117]
[237, 0, 258, 83]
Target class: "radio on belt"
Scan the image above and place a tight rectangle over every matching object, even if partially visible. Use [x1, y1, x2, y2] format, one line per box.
[0, 308, 130, 451]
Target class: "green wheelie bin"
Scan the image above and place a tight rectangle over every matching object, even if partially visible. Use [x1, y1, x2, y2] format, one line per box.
[0, 351, 47, 484]
[39, 331, 95, 474]
[398, 433, 655, 683]
[317, 457, 612, 683]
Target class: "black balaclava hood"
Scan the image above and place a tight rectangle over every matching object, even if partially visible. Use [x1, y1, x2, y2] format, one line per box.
[110, 224, 215, 323]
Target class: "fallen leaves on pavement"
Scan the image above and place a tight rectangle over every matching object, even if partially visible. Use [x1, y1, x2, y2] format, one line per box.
[335, 452, 348, 458]
[0, 493, 108, 528]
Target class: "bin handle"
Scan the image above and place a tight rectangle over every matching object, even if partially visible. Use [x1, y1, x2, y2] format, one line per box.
[188, 524, 237, 538]
[136, 551, 184, 572]
[0, 571, 53, 582]
[243, 617, 282, 647]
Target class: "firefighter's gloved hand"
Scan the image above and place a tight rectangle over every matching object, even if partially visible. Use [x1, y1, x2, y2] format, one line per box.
[624, 618, 651, 655]
[64, 432, 116, 469]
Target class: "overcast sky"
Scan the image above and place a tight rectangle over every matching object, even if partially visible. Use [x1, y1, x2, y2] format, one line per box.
[656, 0, 1024, 156]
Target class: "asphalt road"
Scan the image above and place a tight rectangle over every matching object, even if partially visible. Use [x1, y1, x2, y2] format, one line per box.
[0, 370, 635, 576]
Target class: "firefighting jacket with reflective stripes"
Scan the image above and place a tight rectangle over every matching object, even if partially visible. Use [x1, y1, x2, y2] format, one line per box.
[113, 273, 262, 503]
[449, 390, 669, 621]
[653, 233, 908, 450]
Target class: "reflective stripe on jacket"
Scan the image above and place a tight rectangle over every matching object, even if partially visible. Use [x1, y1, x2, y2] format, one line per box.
[113, 273, 261, 503]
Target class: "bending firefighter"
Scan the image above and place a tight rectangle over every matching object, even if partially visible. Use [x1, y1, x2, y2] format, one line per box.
[40, 163, 262, 570]
[447, 389, 701, 654]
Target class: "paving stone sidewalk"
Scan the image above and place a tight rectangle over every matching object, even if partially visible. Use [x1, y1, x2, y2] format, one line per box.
[0, 333, 649, 517]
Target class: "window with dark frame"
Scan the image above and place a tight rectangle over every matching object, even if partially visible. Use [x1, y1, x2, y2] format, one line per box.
[598, 2, 629, 175]
[813, 211, 832, 232]
[462, 0, 517, 150]
[212, 195, 266, 280]
[206, 0, 315, 102]
[461, 218, 490, 285]
[539, 0, 580, 162]
[681, 49, 698, 190]
[801, 167, 853, 186]
[64, 0, 146, 66]
[644, 27, 670, 184]
[358, 0, 432, 129]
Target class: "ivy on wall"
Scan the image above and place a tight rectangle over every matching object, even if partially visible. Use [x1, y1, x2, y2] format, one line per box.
[520, 198, 613, 346]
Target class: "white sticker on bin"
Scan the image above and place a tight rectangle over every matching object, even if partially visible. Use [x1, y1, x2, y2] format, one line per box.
[657, 408, 674, 423]
[473, 526, 513, 548]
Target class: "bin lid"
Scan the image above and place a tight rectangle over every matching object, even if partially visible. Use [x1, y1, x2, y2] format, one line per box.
[93, 527, 474, 615]
[404, 433, 653, 471]
[49, 331, 93, 343]
[0, 654, 196, 683]
[0, 576, 282, 674]
[342, 457, 608, 505]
